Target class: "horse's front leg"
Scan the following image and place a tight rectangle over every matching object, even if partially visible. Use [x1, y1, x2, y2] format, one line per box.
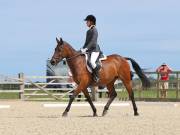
[62, 83, 87, 117]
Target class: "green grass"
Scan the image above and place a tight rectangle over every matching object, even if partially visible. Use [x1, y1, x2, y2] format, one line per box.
[117, 89, 178, 99]
[136, 90, 157, 98]
[0, 89, 179, 100]
[0, 93, 20, 99]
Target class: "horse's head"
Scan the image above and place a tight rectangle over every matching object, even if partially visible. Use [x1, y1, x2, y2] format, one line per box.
[50, 37, 66, 65]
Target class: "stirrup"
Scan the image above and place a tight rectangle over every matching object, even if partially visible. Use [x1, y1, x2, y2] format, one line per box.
[93, 71, 100, 82]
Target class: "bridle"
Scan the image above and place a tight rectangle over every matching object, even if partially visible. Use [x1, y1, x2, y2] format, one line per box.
[55, 42, 84, 62]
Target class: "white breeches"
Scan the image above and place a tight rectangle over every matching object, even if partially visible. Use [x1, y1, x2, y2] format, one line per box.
[90, 52, 100, 69]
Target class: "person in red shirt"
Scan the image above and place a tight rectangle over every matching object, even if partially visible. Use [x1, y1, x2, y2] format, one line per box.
[156, 63, 172, 98]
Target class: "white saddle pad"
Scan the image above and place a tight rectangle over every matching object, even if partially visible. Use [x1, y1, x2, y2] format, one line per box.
[82, 53, 107, 73]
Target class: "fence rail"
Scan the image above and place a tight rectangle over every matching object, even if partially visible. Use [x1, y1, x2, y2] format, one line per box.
[0, 71, 180, 101]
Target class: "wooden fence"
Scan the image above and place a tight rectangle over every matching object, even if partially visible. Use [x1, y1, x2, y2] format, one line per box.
[0, 71, 180, 101]
[132, 71, 180, 101]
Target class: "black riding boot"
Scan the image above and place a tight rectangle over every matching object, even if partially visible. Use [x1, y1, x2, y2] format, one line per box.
[93, 64, 101, 82]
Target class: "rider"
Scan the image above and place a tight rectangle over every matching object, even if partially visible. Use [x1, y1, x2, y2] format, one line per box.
[81, 15, 102, 82]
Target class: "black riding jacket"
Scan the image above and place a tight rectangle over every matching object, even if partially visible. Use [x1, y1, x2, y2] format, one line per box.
[83, 25, 101, 52]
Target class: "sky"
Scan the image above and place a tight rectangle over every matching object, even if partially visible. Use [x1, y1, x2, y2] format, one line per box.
[0, 0, 180, 76]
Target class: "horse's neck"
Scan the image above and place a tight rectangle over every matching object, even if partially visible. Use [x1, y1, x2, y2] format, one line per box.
[65, 44, 82, 74]
[65, 43, 78, 57]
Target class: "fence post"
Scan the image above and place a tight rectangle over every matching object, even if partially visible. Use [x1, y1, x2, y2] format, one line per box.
[157, 73, 160, 99]
[18, 73, 24, 100]
[176, 72, 179, 99]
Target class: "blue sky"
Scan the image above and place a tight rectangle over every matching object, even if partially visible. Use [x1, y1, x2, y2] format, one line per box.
[0, 0, 179, 75]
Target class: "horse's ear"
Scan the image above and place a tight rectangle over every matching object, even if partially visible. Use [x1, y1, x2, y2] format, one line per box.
[56, 37, 59, 43]
[60, 38, 63, 45]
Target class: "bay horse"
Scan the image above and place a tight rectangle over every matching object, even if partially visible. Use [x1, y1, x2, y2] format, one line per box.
[50, 37, 150, 117]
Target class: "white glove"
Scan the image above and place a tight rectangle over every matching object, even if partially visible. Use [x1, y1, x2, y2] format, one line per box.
[81, 48, 87, 53]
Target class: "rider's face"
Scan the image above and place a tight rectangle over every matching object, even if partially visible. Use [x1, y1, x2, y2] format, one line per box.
[86, 21, 91, 27]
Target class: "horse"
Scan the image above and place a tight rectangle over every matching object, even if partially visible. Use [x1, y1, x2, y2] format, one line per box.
[50, 37, 150, 117]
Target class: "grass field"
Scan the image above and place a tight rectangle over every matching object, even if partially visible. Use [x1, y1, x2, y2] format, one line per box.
[0, 89, 179, 101]
[118, 89, 178, 99]
[0, 92, 20, 99]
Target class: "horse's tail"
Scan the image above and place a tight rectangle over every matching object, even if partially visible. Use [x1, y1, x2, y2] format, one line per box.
[125, 57, 150, 88]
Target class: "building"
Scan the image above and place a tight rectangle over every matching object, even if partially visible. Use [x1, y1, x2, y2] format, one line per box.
[46, 59, 71, 88]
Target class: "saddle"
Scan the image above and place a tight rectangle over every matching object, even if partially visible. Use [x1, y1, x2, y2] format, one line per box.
[83, 52, 107, 73]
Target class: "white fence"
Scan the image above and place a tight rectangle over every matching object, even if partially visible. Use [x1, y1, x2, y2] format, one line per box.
[0, 73, 123, 101]
[1, 72, 180, 101]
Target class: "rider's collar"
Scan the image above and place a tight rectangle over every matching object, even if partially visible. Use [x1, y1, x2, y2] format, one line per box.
[89, 25, 95, 29]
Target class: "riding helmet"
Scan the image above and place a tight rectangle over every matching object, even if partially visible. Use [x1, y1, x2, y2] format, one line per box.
[84, 15, 96, 24]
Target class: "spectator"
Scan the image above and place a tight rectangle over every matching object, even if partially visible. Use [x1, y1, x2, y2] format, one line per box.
[156, 63, 172, 98]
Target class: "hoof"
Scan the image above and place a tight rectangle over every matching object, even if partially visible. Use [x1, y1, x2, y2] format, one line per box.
[102, 110, 108, 117]
[93, 113, 98, 117]
[134, 112, 139, 116]
[62, 111, 68, 117]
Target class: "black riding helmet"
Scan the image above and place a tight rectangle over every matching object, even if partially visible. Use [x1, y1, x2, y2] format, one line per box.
[84, 15, 96, 25]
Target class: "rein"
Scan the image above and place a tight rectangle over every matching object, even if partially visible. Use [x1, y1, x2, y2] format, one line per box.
[66, 51, 83, 61]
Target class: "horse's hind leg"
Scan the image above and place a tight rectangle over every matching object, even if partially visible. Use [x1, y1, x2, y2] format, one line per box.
[82, 89, 97, 116]
[122, 79, 139, 116]
[102, 80, 117, 116]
